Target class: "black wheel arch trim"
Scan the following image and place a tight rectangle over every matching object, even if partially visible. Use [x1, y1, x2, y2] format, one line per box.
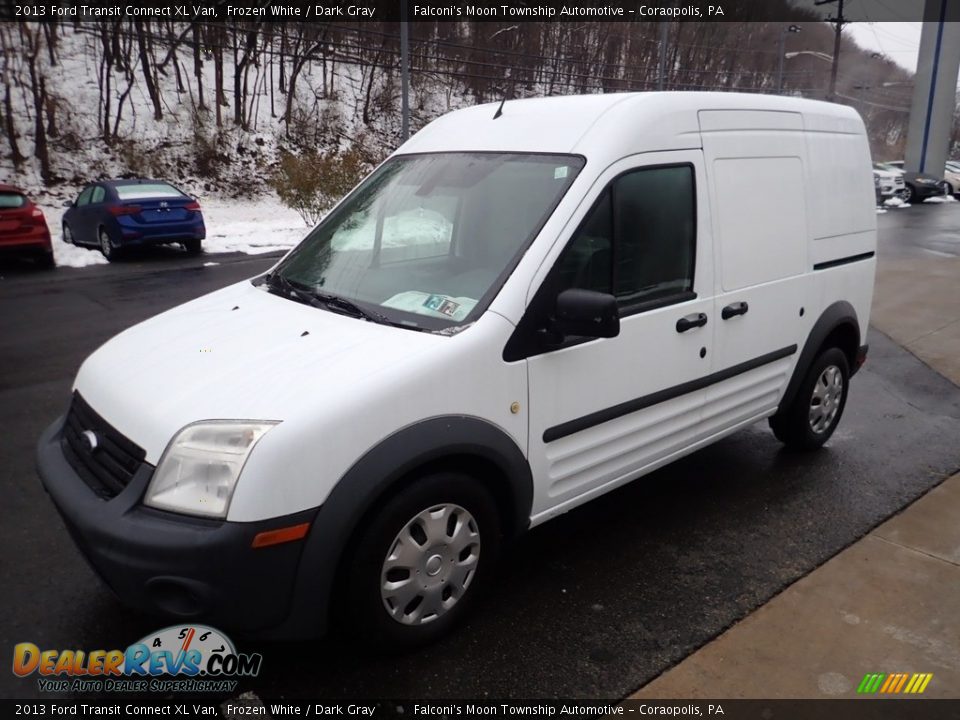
[776, 300, 861, 418]
[268, 415, 532, 639]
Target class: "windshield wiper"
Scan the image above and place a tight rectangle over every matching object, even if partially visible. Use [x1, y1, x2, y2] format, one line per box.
[310, 290, 391, 324]
[263, 271, 321, 308]
[262, 272, 392, 325]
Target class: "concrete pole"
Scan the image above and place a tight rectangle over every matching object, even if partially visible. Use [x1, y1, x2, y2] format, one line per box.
[827, 0, 843, 101]
[777, 31, 786, 93]
[904, 0, 960, 174]
[400, 0, 410, 142]
[657, 22, 668, 91]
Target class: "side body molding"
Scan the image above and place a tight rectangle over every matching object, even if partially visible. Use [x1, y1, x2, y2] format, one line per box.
[776, 300, 861, 417]
[270, 416, 533, 639]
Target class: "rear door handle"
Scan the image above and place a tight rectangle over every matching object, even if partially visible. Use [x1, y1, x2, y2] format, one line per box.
[721, 301, 749, 320]
[676, 312, 708, 333]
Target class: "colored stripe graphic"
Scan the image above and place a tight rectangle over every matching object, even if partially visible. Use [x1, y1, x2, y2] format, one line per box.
[858, 672, 933, 694]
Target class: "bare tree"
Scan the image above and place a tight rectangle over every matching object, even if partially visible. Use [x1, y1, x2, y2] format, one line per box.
[134, 20, 163, 120]
[20, 23, 52, 181]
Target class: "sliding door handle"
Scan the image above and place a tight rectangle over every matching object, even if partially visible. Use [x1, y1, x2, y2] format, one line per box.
[721, 301, 749, 320]
[676, 313, 708, 333]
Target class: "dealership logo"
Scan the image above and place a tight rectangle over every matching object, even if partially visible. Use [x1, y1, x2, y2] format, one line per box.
[857, 673, 933, 695]
[13, 625, 261, 693]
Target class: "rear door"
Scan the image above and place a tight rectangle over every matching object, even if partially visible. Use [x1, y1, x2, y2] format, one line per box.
[698, 110, 809, 437]
[71, 185, 97, 244]
[521, 150, 716, 520]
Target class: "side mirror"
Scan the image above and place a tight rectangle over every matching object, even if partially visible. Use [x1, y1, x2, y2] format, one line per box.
[553, 288, 620, 339]
[62, 200, 73, 208]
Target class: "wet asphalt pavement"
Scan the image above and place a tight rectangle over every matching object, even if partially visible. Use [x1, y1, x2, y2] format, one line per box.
[1, 205, 959, 700]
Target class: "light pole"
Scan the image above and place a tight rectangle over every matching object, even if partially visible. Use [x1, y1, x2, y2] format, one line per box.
[776, 25, 802, 93]
[400, 0, 410, 142]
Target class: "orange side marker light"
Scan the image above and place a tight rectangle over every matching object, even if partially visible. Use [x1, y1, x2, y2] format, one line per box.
[252, 522, 311, 548]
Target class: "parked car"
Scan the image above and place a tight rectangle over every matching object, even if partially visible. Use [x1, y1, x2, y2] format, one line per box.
[62, 179, 205, 260]
[942, 162, 960, 195]
[38, 93, 876, 647]
[879, 161, 949, 202]
[880, 160, 952, 202]
[872, 164, 905, 202]
[0, 184, 54, 269]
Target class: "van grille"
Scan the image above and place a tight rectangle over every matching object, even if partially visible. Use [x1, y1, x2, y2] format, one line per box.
[61, 393, 146, 499]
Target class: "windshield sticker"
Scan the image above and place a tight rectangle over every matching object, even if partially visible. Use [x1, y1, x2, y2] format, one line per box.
[382, 291, 477, 322]
[423, 294, 461, 317]
[554, 166, 569, 180]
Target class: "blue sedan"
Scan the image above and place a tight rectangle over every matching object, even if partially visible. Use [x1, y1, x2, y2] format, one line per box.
[62, 179, 205, 261]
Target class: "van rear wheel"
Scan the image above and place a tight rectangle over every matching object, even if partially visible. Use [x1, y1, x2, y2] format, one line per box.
[770, 347, 850, 451]
[341, 472, 501, 649]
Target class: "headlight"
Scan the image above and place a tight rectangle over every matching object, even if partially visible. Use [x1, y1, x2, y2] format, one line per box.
[917, 178, 936, 185]
[144, 421, 278, 518]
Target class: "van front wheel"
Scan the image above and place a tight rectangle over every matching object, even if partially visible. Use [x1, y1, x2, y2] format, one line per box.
[342, 472, 501, 648]
[770, 347, 850, 450]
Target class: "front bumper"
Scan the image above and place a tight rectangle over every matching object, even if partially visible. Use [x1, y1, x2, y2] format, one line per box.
[36, 417, 318, 633]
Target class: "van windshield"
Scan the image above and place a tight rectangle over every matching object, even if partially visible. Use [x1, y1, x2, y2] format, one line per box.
[270, 152, 584, 331]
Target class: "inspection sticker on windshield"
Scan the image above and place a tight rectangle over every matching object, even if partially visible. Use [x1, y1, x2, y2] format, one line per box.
[423, 294, 460, 317]
[554, 166, 569, 180]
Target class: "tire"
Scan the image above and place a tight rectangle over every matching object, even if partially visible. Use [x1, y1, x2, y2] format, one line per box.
[62, 223, 74, 245]
[98, 227, 118, 261]
[182, 238, 202, 254]
[341, 471, 501, 649]
[902, 184, 914, 203]
[770, 347, 850, 451]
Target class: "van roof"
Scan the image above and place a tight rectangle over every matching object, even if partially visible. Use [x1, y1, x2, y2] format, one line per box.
[398, 92, 865, 160]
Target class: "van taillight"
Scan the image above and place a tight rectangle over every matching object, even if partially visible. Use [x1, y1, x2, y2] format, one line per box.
[31, 207, 43, 218]
[109, 205, 141, 217]
[185, 201, 201, 211]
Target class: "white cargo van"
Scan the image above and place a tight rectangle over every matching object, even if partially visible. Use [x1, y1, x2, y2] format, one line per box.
[38, 93, 876, 646]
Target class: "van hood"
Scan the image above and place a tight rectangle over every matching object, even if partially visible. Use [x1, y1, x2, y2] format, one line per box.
[74, 280, 444, 462]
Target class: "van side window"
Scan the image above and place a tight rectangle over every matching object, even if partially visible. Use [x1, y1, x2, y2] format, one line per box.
[556, 190, 612, 295]
[556, 165, 696, 311]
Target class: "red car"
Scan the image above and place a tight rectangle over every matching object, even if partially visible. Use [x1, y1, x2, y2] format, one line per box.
[0, 184, 54, 269]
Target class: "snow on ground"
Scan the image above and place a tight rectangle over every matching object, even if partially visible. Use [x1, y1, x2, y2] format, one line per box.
[924, 195, 958, 203]
[876, 208, 888, 214]
[199, 197, 308, 255]
[51, 238, 109, 268]
[884, 197, 910, 208]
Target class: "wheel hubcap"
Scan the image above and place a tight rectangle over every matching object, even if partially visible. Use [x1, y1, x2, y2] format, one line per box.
[100, 232, 111, 254]
[380, 503, 480, 626]
[809, 365, 843, 434]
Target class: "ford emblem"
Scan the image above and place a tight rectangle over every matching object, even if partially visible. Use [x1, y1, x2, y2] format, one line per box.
[81, 430, 99, 453]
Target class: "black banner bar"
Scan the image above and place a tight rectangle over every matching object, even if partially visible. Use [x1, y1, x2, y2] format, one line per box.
[0, 0, 945, 24]
[3, 699, 960, 719]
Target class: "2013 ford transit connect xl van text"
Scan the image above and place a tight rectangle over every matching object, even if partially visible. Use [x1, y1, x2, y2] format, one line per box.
[37, 93, 876, 646]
